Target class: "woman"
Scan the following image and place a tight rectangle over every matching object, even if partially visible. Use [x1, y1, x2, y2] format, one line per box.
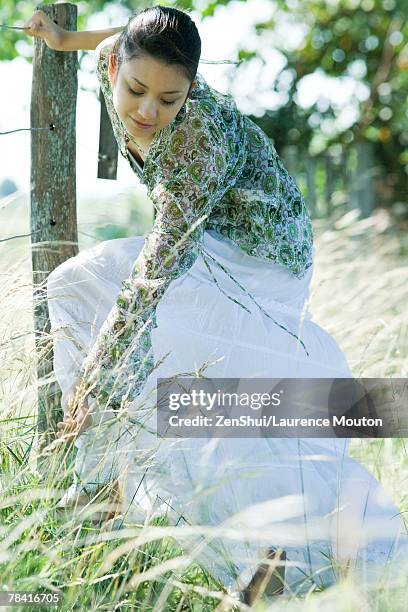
[25, 6, 406, 600]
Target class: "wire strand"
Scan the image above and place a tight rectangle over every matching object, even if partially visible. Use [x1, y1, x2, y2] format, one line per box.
[0, 124, 108, 160]
[0, 125, 55, 136]
[200, 58, 243, 65]
[0, 24, 27, 30]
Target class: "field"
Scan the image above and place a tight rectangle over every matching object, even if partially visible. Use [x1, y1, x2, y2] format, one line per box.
[1, 193, 407, 611]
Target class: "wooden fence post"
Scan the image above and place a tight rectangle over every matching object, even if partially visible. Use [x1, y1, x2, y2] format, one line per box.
[31, 2, 78, 459]
[324, 152, 334, 217]
[305, 157, 317, 218]
[97, 90, 119, 180]
[282, 145, 297, 178]
[350, 140, 376, 218]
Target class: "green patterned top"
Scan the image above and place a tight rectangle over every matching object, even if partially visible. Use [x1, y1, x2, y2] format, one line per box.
[79, 36, 314, 411]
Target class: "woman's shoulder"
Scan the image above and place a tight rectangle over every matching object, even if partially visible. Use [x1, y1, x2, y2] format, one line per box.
[189, 75, 276, 154]
[187, 72, 240, 117]
[95, 33, 120, 64]
[174, 71, 245, 146]
[94, 35, 118, 108]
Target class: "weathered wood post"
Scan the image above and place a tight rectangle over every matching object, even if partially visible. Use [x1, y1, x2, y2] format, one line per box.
[350, 140, 376, 218]
[340, 146, 352, 211]
[305, 157, 317, 218]
[282, 145, 297, 178]
[31, 2, 78, 460]
[324, 152, 334, 217]
[97, 92, 119, 180]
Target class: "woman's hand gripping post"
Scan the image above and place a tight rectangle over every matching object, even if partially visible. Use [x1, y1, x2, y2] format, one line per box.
[21, 9, 66, 51]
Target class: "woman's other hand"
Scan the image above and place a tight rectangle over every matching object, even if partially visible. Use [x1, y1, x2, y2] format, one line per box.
[22, 9, 66, 51]
[56, 378, 93, 442]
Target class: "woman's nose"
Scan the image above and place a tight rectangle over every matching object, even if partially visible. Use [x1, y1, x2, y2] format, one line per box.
[138, 100, 158, 123]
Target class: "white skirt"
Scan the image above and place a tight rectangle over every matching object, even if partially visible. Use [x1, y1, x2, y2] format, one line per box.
[47, 229, 407, 595]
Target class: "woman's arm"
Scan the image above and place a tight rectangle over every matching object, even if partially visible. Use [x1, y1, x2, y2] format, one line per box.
[78, 114, 237, 411]
[22, 9, 124, 51]
[59, 27, 124, 52]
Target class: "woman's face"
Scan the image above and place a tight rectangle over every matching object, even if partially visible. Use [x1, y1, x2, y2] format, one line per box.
[108, 52, 195, 141]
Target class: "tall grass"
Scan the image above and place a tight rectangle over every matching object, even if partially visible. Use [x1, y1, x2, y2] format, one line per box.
[1, 198, 407, 611]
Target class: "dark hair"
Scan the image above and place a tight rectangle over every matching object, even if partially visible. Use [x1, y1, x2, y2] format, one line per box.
[113, 5, 201, 83]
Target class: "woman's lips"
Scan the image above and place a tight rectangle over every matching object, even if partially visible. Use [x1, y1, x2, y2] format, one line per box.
[130, 116, 155, 129]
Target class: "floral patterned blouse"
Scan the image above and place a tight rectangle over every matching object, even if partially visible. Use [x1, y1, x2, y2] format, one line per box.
[79, 35, 314, 411]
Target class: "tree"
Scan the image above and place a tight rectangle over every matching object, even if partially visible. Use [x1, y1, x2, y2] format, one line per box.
[240, 0, 408, 208]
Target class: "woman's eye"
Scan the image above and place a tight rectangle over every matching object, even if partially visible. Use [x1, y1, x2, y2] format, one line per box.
[127, 87, 176, 106]
[128, 87, 142, 96]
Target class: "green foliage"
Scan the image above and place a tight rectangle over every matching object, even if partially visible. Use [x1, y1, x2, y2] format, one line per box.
[238, 49, 257, 62]
[248, 0, 407, 142]
[0, 473, 224, 610]
[244, 0, 407, 207]
[200, 0, 241, 18]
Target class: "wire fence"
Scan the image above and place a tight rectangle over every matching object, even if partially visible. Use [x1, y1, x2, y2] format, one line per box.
[1, 121, 383, 225]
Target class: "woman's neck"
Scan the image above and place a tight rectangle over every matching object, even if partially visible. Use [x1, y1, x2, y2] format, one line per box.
[127, 142, 146, 164]
[125, 133, 153, 163]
